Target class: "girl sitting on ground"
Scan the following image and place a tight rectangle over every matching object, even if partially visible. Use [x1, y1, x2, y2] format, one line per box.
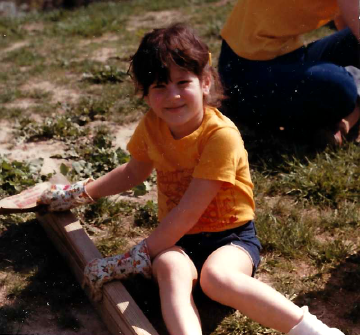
[39, 23, 345, 335]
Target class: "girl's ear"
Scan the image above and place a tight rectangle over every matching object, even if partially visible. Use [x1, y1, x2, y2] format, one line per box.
[202, 73, 211, 96]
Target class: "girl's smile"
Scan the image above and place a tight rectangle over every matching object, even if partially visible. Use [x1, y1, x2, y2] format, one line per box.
[145, 65, 211, 139]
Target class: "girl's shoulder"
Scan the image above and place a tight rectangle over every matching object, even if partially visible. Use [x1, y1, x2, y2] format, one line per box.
[203, 106, 240, 134]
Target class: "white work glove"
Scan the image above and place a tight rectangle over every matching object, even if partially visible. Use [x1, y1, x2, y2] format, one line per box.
[37, 178, 95, 211]
[83, 239, 152, 301]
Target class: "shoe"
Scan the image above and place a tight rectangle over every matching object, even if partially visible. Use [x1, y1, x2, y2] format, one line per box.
[288, 306, 344, 335]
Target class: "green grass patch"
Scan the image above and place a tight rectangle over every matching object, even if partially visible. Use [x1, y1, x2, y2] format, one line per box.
[278, 145, 360, 206]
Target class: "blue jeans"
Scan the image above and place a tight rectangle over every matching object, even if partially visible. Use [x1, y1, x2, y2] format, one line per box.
[218, 28, 359, 130]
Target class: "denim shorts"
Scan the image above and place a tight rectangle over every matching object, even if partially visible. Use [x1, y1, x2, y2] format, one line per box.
[176, 221, 262, 277]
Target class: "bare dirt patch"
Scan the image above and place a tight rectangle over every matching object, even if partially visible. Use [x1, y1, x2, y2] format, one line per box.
[127, 10, 187, 32]
[78, 33, 119, 47]
[22, 22, 45, 33]
[4, 98, 37, 110]
[22, 80, 81, 104]
[1, 41, 29, 54]
[91, 47, 118, 63]
[113, 121, 138, 152]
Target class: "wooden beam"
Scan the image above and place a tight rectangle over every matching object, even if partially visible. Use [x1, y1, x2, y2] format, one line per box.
[36, 209, 160, 335]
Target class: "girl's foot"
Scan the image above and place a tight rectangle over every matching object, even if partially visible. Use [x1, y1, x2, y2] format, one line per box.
[288, 306, 344, 335]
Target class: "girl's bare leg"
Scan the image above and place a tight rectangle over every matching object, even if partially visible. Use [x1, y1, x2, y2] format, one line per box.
[152, 246, 202, 335]
[200, 245, 303, 333]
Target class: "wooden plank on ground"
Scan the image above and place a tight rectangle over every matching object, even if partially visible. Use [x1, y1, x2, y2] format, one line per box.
[36, 209, 160, 335]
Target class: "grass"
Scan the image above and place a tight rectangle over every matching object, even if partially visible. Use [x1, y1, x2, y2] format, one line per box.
[0, 1, 359, 334]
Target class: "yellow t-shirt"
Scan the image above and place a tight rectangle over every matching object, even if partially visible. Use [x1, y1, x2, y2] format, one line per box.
[221, 0, 339, 60]
[127, 106, 255, 234]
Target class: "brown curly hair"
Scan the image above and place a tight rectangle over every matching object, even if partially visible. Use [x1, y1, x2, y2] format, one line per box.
[128, 23, 225, 108]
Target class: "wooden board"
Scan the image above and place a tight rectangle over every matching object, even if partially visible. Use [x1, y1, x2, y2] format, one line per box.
[0, 182, 51, 214]
[36, 209, 160, 335]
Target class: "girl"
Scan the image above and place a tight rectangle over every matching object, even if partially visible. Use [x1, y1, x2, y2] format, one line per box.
[39, 23, 344, 335]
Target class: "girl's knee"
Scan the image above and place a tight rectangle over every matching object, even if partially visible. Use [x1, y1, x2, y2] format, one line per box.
[200, 247, 252, 300]
[152, 247, 197, 282]
[200, 263, 231, 298]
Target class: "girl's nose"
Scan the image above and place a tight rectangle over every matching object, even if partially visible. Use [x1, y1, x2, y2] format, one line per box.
[167, 85, 181, 99]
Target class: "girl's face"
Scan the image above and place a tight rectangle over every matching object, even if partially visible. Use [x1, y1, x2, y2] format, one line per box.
[145, 64, 211, 139]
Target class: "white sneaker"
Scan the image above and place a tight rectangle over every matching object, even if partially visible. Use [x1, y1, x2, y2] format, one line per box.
[288, 306, 344, 335]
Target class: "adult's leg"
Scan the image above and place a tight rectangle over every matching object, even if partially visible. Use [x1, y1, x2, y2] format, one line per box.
[305, 28, 360, 67]
[218, 37, 359, 132]
[306, 28, 360, 143]
[152, 246, 202, 335]
[200, 245, 303, 333]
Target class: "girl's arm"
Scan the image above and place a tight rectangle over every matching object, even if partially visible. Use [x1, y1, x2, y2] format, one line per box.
[337, 0, 359, 40]
[86, 157, 154, 200]
[83, 176, 223, 300]
[145, 177, 223, 258]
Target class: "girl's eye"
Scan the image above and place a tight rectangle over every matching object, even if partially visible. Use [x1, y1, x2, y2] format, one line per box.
[153, 84, 165, 89]
[178, 80, 190, 86]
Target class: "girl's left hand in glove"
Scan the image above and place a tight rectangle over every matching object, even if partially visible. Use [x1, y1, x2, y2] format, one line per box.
[83, 239, 152, 301]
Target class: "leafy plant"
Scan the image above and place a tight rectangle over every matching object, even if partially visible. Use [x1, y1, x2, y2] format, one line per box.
[74, 97, 113, 123]
[0, 156, 45, 196]
[15, 115, 89, 142]
[70, 145, 129, 179]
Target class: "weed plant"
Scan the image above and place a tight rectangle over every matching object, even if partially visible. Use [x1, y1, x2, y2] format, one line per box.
[69, 133, 129, 179]
[16, 115, 89, 142]
[0, 156, 45, 196]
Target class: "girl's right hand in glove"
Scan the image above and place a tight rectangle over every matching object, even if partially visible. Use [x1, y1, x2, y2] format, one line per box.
[37, 178, 95, 211]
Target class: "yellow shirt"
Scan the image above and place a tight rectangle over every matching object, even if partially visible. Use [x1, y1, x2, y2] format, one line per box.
[127, 107, 255, 234]
[221, 0, 339, 60]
